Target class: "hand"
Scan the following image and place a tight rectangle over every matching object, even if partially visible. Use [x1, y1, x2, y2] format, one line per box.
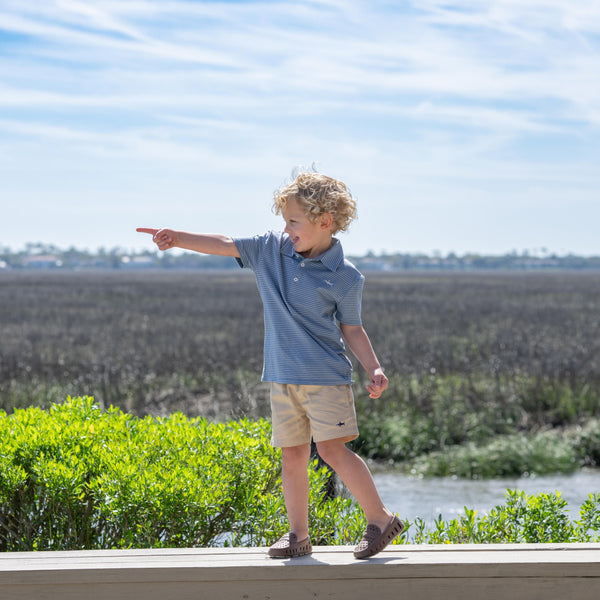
[136, 227, 176, 251]
[367, 367, 388, 399]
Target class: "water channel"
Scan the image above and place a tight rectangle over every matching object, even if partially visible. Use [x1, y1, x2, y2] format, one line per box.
[373, 468, 600, 528]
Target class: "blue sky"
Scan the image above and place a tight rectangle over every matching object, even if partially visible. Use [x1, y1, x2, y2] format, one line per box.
[1, 0, 599, 256]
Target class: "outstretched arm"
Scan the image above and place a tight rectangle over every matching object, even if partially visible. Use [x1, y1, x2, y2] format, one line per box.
[340, 323, 389, 399]
[136, 228, 240, 257]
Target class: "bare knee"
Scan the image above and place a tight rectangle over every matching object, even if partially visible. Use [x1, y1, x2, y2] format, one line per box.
[315, 439, 348, 468]
[281, 444, 311, 470]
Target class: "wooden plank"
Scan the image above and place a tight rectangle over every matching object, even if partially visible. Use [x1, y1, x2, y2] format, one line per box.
[2, 578, 600, 600]
[1, 544, 600, 600]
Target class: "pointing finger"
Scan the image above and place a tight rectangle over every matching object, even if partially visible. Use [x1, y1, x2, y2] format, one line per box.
[136, 227, 158, 235]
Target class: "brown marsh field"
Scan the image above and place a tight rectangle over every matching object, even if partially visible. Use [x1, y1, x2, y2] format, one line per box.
[2, 269, 600, 471]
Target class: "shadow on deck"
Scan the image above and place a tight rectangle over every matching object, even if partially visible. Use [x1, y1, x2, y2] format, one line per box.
[1, 543, 600, 599]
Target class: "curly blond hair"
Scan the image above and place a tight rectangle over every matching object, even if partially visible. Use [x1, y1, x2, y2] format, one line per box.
[272, 171, 357, 234]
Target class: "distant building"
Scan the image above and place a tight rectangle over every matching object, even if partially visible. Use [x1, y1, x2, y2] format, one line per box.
[120, 256, 156, 269]
[22, 255, 63, 269]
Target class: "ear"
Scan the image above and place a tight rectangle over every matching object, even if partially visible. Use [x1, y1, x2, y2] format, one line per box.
[319, 212, 333, 230]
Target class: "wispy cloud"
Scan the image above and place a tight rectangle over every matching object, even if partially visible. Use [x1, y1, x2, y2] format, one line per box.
[2, 1, 597, 101]
[1, 0, 598, 254]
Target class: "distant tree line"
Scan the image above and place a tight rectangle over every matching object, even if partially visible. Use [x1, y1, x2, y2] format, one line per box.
[1, 243, 599, 271]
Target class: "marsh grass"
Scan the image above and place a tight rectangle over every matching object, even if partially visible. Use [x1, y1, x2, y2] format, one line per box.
[1, 270, 599, 476]
[352, 376, 600, 475]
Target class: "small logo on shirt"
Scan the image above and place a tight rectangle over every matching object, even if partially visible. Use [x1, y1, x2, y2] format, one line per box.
[324, 280, 334, 286]
[336, 421, 346, 427]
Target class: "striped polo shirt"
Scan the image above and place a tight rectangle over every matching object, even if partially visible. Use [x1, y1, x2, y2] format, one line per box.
[234, 230, 364, 385]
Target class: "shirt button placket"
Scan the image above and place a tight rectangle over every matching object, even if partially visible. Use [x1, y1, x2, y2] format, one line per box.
[294, 261, 306, 283]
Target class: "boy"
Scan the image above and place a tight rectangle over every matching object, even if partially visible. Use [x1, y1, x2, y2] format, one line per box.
[137, 171, 403, 559]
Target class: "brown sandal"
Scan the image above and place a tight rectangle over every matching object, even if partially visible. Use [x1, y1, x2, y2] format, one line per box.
[268, 532, 312, 558]
[354, 515, 405, 559]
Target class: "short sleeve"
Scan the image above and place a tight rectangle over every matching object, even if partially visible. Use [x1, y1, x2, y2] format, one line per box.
[233, 234, 266, 270]
[335, 276, 364, 326]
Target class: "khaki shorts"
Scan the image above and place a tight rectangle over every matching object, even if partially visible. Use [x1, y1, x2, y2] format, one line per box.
[269, 383, 359, 447]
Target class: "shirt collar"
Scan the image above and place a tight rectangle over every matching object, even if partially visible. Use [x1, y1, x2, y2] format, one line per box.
[280, 233, 344, 272]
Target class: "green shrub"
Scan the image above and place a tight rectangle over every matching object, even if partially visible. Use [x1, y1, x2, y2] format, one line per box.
[0, 397, 365, 551]
[353, 372, 600, 468]
[2, 398, 598, 551]
[566, 419, 600, 467]
[410, 431, 578, 478]
[398, 490, 600, 544]
[409, 420, 600, 478]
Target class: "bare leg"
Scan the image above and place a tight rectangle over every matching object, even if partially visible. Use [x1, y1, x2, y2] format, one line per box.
[316, 438, 394, 530]
[280, 443, 311, 540]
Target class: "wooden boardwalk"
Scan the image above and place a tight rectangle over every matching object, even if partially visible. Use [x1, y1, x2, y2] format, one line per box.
[1, 543, 600, 600]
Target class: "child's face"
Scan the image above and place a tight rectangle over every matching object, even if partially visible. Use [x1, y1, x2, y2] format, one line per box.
[281, 197, 333, 259]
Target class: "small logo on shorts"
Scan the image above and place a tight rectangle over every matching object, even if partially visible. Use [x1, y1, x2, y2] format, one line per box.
[324, 280, 334, 286]
[336, 421, 346, 427]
